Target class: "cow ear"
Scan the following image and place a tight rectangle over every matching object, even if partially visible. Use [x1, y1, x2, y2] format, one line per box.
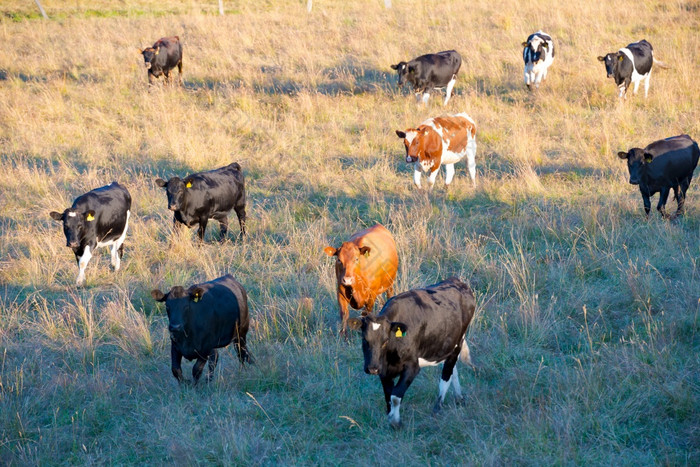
[323, 246, 338, 257]
[347, 317, 363, 331]
[155, 178, 167, 187]
[597, 56, 605, 62]
[522, 41, 529, 47]
[84, 210, 96, 222]
[190, 286, 205, 303]
[359, 246, 371, 257]
[618, 55, 624, 62]
[151, 289, 167, 302]
[617, 151, 629, 159]
[396, 130, 406, 139]
[50, 210, 64, 221]
[154, 46, 160, 55]
[643, 152, 654, 164]
[390, 63, 399, 70]
[390, 322, 408, 338]
[184, 178, 193, 189]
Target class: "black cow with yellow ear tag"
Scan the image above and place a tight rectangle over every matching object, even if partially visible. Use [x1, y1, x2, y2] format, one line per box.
[151, 274, 251, 385]
[49, 182, 131, 287]
[348, 277, 476, 429]
[139, 36, 183, 86]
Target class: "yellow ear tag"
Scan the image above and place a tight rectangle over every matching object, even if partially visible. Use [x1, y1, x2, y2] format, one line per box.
[395, 328, 403, 338]
[193, 294, 200, 303]
[618, 56, 624, 62]
[186, 181, 192, 188]
[86, 213, 95, 221]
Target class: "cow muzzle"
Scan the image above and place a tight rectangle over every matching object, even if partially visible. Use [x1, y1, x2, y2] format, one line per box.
[629, 178, 640, 185]
[68, 241, 80, 248]
[406, 156, 418, 163]
[145, 62, 152, 70]
[366, 366, 379, 375]
[168, 205, 179, 211]
[341, 276, 354, 286]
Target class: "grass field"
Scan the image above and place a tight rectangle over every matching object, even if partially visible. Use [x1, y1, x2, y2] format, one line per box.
[1, 0, 699, 464]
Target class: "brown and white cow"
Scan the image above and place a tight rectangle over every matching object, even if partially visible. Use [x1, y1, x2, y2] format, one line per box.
[323, 224, 399, 337]
[396, 113, 477, 189]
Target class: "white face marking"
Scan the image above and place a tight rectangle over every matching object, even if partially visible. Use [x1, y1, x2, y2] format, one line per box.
[388, 395, 402, 427]
[68, 212, 76, 217]
[371, 322, 381, 331]
[404, 131, 417, 144]
[76, 245, 92, 286]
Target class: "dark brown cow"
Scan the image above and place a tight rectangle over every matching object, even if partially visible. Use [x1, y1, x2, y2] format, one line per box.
[324, 224, 399, 336]
[139, 36, 183, 86]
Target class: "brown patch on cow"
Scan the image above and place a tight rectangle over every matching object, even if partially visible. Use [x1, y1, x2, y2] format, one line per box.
[408, 126, 443, 169]
[433, 115, 477, 153]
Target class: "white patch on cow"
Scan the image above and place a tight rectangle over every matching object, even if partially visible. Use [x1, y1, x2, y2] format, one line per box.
[444, 163, 456, 185]
[427, 168, 439, 187]
[618, 47, 651, 98]
[523, 32, 555, 88]
[76, 245, 92, 286]
[419, 357, 445, 368]
[404, 130, 417, 145]
[100, 210, 130, 270]
[451, 365, 463, 398]
[421, 92, 430, 105]
[371, 322, 381, 331]
[413, 166, 422, 188]
[388, 395, 402, 426]
[444, 76, 456, 105]
[420, 160, 433, 173]
[68, 212, 76, 217]
[438, 376, 451, 403]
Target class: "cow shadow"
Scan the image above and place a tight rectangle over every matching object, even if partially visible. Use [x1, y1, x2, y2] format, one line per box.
[182, 77, 243, 92]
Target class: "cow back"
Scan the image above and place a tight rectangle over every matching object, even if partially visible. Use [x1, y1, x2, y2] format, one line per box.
[73, 182, 131, 242]
[349, 224, 399, 297]
[643, 135, 700, 185]
[186, 163, 245, 214]
[153, 36, 183, 70]
[624, 40, 653, 75]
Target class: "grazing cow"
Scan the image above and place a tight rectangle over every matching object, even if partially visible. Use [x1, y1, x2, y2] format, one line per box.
[151, 274, 251, 384]
[396, 113, 477, 189]
[618, 134, 699, 218]
[49, 182, 131, 287]
[348, 277, 475, 428]
[323, 224, 399, 337]
[155, 162, 246, 241]
[522, 31, 555, 89]
[391, 50, 462, 105]
[139, 36, 183, 86]
[598, 39, 658, 99]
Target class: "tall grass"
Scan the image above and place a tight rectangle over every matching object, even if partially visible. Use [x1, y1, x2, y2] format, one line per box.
[1, 0, 699, 464]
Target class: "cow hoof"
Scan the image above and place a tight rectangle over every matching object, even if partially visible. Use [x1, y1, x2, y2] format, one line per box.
[454, 395, 466, 407]
[432, 400, 443, 414]
[389, 420, 403, 430]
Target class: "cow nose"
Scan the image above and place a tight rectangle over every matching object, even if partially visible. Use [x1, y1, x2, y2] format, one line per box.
[68, 241, 79, 248]
[169, 324, 183, 333]
[368, 367, 379, 375]
[168, 205, 177, 211]
[145, 63, 151, 69]
[342, 276, 354, 286]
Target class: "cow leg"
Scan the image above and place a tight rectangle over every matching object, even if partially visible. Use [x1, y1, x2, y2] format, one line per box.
[451, 365, 465, 405]
[676, 177, 691, 216]
[467, 139, 477, 187]
[643, 71, 651, 98]
[206, 349, 218, 382]
[197, 218, 208, 241]
[657, 187, 671, 218]
[337, 294, 350, 338]
[632, 77, 642, 96]
[171, 343, 184, 383]
[380, 376, 395, 413]
[641, 192, 652, 217]
[235, 335, 252, 364]
[192, 357, 208, 384]
[444, 163, 456, 186]
[75, 245, 92, 287]
[178, 61, 183, 85]
[433, 353, 460, 413]
[444, 76, 456, 106]
[388, 365, 419, 428]
[524, 66, 532, 89]
[413, 164, 422, 188]
[421, 92, 430, 105]
[235, 205, 247, 239]
[214, 214, 229, 242]
[427, 168, 439, 189]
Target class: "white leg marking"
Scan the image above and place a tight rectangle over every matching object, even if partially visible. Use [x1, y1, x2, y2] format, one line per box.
[413, 167, 422, 188]
[388, 395, 402, 427]
[444, 77, 456, 106]
[632, 78, 641, 95]
[451, 365, 463, 398]
[438, 375, 451, 403]
[467, 138, 477, 187]
[422, 92, 430, 105]
[109, 210, 130, 271]
[428, 169, 439, 187]
[76, 245, 92, 286]
[414, 93, 422, 103]
[644, 71, 651, 98]
[444, 163, 456, 185]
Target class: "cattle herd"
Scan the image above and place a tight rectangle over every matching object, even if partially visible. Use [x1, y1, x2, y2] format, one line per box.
[46, 31, 699, 429]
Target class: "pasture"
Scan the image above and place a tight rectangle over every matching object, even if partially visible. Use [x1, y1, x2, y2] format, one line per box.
[1, 0, 699, 464]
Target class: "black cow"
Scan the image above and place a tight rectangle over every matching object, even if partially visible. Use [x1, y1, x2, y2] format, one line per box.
[151, 274, 251, 384]
[155, 162, 246, 241]
[598, 40, 656, 99]
[391, 50, 462, 105]
[618, 134, 699, 218]
[139, 36, 183, 86]
[49, 182, 131, 286]
[348, 277, 475, 428]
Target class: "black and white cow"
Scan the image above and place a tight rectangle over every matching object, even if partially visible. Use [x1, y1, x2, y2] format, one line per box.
[598, 40, 657, 99]
[618, 134, 699, 218]
[522, 31, 555, 89]
[348, 277, 475, 428]
[155, 162, 246, 241]
[49, 182, 131, 286]
[151, 274, 251, 385]
[391, 50, 462, 105]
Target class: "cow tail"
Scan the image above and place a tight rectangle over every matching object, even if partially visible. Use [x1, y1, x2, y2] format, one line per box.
[653, 58, 670, 70]
[459, 337, 473, 367]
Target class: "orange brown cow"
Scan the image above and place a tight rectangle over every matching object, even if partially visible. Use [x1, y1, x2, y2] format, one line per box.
[396, 113, 477, 189]
[324, 224, 399, 336]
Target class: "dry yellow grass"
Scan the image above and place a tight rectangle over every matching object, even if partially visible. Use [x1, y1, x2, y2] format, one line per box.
[1, 0, 699, 464]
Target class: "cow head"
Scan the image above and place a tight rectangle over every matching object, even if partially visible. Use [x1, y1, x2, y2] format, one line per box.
[597, 53, 620, 78]
[522, 36, 549, 62]
[324, 242, 371, 287]
[155, 177, 191, 211]
[395, 126, 441, 172]
[151, 285, 205, 342]
[49, 208, 96, 248]
[618, 148, 653, 185]
[390, 61, 415, 87]
[348, 316, 408, 376]
[139, 46, 160, 70]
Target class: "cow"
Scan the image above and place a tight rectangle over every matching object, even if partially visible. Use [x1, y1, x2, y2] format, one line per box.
[49, 182, 131, 287]
[618, 134, 699, 218]
[390, 50, 462, 105]
[597, 39, 663, 99]
[396, 113, 477, 189]
[323, 224, 399, 337]
[348, 277, 476, 428]
[139, 36, 183, 86]
[155, 162, 246, 241]
[522, 31, 555, 90]
[151, 274, 251, 385]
